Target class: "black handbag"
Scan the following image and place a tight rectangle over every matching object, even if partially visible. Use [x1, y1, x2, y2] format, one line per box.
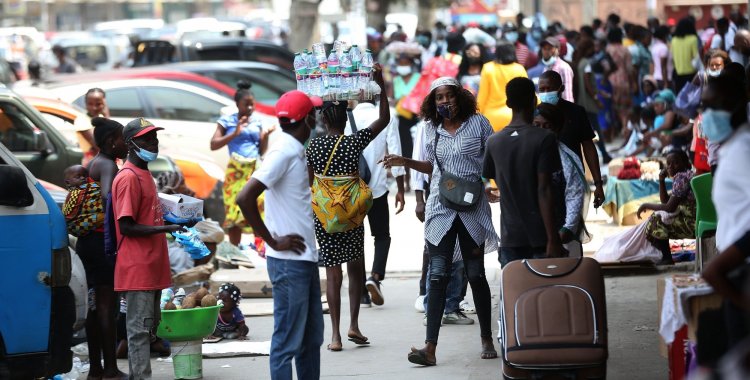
[434, 132, 482, 211]
[347, 109, 372, 184]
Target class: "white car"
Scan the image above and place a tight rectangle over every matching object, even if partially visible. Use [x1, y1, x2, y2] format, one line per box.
[20, 79, 277, 169]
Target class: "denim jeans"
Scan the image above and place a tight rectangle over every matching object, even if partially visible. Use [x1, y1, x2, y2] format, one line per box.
[498, 246, 547, 267]
[266, 257, 324, 380]
[124, 290, 160, 380]
[424, 259, 464, 314]
[425, 218, 492, 344]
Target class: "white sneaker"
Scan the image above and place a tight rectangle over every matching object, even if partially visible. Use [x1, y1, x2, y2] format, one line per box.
[442, 311, 475, 325]
[460, 300, 476, 314]
[414, 295, 425, 313]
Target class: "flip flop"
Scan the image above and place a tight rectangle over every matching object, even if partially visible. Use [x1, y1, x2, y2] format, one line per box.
[327, 343, 342, 352]
[407, 348, 436, 366]
[347, 335, 370, 345]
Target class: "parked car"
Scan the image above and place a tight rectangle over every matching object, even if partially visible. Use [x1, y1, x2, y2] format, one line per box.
[22, 93, 227, 223]
[45, 35, 129, 72]
[133, 37, 294, 70]
[0, 142, 79, 379]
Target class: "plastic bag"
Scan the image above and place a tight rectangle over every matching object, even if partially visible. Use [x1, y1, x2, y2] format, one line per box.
[171, 227, 210, 259]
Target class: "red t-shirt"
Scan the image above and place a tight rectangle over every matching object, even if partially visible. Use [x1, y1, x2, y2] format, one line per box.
[112, 161, 171, 291]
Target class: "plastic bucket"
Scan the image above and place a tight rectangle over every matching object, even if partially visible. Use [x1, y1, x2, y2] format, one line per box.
[171, 340, 202, 379]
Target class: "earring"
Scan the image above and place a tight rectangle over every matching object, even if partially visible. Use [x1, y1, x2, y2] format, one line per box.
[112, 144, 116, 149]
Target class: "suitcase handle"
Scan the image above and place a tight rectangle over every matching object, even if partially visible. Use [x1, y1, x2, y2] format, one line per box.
[522, 257, 584, 278]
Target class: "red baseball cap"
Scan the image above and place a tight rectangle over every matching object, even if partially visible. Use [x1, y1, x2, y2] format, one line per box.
[124, 118, 163, 141]
[275, 90, 322, 123]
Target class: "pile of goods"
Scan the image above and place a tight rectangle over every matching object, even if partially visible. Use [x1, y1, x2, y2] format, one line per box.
[161, 286, 219, 310]
[617, 157, 642, 180]
[293, 41, 380, 100]
[639, 161, 662, 181]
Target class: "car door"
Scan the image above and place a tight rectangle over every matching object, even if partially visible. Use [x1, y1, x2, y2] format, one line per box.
[73, 87, 146, 119]
[140, 86, 229, 168]
[0, 150, 55, 356]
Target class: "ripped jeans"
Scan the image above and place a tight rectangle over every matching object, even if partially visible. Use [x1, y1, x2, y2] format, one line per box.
[425, 218, 492, 344]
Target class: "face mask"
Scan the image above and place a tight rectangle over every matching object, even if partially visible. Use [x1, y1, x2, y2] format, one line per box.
[396, 65, 412, 76]
[132, 141, 158, 162]
[504, 32, 518, 43]
[437, 104, 454, 119]
[701, 108, 734, 143]
[707, 68, 722, 77]
[542, 56, 557, 66]
[538, 91, 560, 105]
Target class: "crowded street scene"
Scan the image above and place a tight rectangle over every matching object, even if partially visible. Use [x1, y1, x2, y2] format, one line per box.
[0, 0, 749, 379]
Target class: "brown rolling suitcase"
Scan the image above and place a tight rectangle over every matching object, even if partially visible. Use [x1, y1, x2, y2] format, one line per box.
[499, 257, 608, 379]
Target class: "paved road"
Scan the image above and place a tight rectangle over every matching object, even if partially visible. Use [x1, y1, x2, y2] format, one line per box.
[98, 191, 677, 379]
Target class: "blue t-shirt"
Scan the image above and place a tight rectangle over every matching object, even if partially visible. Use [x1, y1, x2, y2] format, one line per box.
[217, 113, 264, 159]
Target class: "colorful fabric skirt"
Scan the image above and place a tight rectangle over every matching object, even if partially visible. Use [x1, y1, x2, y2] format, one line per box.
[222, 155, 264, 232]
[646, 203, 696, 241]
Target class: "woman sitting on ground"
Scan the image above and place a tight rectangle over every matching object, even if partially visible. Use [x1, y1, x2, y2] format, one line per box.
[595, 149, 695, 265]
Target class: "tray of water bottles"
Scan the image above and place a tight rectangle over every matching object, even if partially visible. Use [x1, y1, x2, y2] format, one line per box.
[294, 41, 380, 101]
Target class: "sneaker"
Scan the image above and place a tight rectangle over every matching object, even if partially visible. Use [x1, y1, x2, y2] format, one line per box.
[366, 277, 384, 306]
[442, 311, 475, 325]
[460, 300, 476, 314]
[414, 295, 425, 313]
[361, 293, 372, 308]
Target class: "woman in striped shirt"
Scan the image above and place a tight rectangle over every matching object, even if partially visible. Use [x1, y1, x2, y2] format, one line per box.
[381, 77, 499, 366]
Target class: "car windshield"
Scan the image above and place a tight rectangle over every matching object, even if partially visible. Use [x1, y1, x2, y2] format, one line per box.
[66, 45, 108, 69]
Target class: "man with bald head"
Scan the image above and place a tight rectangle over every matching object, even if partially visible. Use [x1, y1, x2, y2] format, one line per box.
[732, 29, 750, 66]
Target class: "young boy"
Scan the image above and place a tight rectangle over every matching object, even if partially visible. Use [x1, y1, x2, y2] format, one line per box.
[113, 118, 182, 379]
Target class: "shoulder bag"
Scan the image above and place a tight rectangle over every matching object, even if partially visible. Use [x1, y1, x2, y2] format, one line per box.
[311, 136, 373, 233]
[434, 132, 482, 212]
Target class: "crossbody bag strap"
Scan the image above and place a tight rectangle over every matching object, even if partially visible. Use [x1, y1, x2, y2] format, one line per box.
[433, 129, 443, 174]
[323, 135, 345, 176]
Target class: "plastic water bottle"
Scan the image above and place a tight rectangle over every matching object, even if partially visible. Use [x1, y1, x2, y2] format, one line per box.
[340, 49, 353, 96]
[350, 45, 362, 71]
[359, 49, 374, 93]
[306, 51, 322, 96]
[327, 50, 340, 98]
[312, 43, 327, 66]
[293, 53, 308, 93]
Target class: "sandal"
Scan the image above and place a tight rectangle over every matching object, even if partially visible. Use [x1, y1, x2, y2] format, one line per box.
[347, 334, 370, 345]
[407, 347, 436, 366]
[327, 342, 342, 352]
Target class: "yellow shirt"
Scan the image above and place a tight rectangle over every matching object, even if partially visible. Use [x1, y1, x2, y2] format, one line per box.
[670, 35, 699, 76]
[477, 61, 528, 132]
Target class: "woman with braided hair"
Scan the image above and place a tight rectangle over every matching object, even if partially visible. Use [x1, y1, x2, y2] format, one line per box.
[305, 64, 389, 351]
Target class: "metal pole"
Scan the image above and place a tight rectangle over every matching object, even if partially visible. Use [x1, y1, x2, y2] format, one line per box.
[534, 0, 540, 14]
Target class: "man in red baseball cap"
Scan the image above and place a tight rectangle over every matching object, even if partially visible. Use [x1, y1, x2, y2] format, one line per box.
[112, 117, 181, 378]
[237, 90, 324, 379]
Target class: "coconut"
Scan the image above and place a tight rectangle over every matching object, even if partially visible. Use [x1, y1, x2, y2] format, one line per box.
[201, 294, 218, 307]
[194, 287, 209, 304]
[181, 295, 197, 309]
[163, 301, 177, 310]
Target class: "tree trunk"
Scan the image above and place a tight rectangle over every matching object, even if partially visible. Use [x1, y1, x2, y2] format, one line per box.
[366, 0, 388, 31]
[417, 0, 435, 30]
[289, 0, 322, 53]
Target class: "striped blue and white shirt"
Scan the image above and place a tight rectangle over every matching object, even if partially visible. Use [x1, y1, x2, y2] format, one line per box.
[424, 113, 499, 253]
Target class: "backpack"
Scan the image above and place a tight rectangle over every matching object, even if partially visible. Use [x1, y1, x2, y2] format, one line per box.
[104, 168, 138, 257]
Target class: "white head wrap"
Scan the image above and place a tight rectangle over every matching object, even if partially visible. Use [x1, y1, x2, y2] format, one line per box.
[429, 77, 460, 93]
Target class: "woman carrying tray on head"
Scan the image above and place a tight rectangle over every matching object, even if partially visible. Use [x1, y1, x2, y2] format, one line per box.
[305, 64, 389, 352]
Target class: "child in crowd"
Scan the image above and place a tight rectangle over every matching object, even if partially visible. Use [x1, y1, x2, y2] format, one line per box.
[211, 283, 248, 340]
[62, 164, 104, 237]
[614, 106, 648, 157]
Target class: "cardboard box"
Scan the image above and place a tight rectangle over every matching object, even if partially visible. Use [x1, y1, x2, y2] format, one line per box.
[159, 193, 204, 223]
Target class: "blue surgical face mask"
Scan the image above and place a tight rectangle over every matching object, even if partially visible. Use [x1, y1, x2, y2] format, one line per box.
[437, 103, 454, 119]
[132, 141, 158, 162]
[538, 91, 560, 105]
[542, 56, 557, 66]
[707, 68, 722, 77]
[504, 31, 519, 43]
[701, 108, 734, 143]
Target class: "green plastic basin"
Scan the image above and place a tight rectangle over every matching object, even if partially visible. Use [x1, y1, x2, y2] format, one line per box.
[157, 305, 220, 342]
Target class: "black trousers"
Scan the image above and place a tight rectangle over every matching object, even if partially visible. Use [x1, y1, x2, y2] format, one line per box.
[366, 193, 391, 278]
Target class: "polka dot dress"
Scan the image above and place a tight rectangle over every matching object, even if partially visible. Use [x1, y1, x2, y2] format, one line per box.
[306, 128, 373, 267]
